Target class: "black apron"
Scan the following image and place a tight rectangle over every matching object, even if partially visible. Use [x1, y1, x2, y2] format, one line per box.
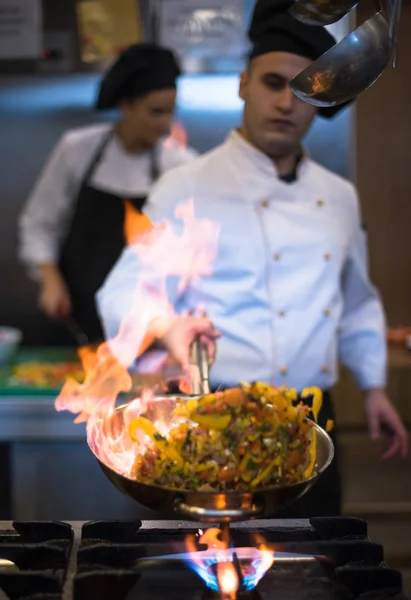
[58, 131, 160, 344]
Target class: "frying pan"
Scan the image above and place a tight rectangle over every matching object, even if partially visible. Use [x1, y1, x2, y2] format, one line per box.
[89, 395, 335, 523]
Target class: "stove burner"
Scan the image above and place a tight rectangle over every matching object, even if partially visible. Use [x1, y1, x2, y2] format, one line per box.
[205, 550, 264, 600]
[0, 517, 407, 600]
[202, 588, 262, 600]
[0, 521, 73, 600]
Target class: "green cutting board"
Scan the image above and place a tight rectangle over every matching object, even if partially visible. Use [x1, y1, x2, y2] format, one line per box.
[0, 347, 165, 397]
[0, 347, 81, 396]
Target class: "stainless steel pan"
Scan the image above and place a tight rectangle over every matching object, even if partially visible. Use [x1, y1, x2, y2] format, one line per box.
[89, 395, 335, 523]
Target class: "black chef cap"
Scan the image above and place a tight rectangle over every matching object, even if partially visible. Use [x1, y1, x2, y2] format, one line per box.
[96, 43, 181, 110]
[248, 0, 348, 118]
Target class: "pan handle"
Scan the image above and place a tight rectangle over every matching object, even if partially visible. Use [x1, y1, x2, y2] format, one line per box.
[174, 499, 264, 521]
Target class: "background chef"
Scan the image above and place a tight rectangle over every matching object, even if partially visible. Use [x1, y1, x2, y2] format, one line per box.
[97, 0, 408, 517]
[18, 42, 197, 344]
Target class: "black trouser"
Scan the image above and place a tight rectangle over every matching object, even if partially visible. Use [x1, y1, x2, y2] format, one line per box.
[276, 391, 342, 518]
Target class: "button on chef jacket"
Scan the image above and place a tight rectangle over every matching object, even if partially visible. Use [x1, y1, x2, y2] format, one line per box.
[97, 130, 387, 392]
[18, 123, 198, 269]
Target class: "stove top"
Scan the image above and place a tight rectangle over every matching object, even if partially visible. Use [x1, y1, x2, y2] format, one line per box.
[0, 518, 407, 600]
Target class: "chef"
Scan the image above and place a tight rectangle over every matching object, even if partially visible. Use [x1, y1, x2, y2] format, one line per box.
[18, 43, 197, 344]
[97, 2, 408, 517]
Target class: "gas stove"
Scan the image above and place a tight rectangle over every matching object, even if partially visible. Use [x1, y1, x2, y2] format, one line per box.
[0, 518, 407, 600]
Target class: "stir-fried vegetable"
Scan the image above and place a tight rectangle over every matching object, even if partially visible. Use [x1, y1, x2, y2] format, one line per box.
[10, 361, 84, 389]
[129, 382, 329, 492]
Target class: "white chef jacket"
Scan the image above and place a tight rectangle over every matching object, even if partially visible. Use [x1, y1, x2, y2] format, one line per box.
[18, 123, 198, 268]
[97, 130, 387, 392]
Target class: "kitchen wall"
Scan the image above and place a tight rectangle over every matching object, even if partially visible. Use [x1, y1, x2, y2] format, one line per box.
[355, 1, 411, 327]
[0, 72, 353, 345]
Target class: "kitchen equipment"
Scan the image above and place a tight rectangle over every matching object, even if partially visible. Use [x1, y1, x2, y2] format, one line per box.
[63, 317, 89, 348]
[0, 327, 22, 367]
[0, 518, 406, 599]
[289, 10, 392, 107]
[89, 395, 334, 523]
[289, 0, 365, 26]
[189, 338, 210, 395]
[389, 0, 402, 66]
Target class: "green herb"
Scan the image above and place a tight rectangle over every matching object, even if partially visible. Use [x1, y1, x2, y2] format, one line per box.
[222, 431, 238, 450]
[224, 430, 235, 443]
[247, 459, 256, 470]
[153, 432, 166, 441]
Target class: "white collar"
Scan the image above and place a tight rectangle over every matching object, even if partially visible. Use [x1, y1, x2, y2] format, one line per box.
[226, 129, 310, 182]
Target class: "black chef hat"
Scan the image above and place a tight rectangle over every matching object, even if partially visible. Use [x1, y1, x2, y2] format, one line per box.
[248, 0, 347, 118]
[96, 43, 181, 110]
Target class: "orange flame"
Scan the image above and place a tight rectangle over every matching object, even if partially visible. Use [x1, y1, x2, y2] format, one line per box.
[123, 200, 153, 247]
[218, 562, 239, 598]
[184, 528, 274, 595]
[55, 199, 221, 477]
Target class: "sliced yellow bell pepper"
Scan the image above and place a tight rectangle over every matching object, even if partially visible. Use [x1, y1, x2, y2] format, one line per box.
[186, 398, 199, 413]
[325, 419, 334, 433]
[239, 452, 254, 482]
[251, 455, 283, 488]
[240, 452, 251, 470]
[191, 413, 231, 430]
[194, 462, 219, 474]
[286, 388, 298, 402]
[129, 417, 183, 467]
[303, 429, 317, 479]
[301, 387, 323, 423]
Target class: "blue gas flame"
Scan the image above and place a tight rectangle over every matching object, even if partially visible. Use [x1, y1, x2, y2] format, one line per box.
[185, 547, 271, 592]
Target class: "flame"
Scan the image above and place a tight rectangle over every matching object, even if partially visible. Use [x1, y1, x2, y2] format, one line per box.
[164, 121, 188, 149]
[184, 528, 275, 594]
[55, 198, 220, 477]
[123, 200, 153, 246]
[218, 562, 239, 598]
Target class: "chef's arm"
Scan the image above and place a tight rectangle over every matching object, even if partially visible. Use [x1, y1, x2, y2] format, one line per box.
[97, 249, 218, 366]
[37, 263, 63, 284]
[338, 193, 387, 391]
[97, 166, 220, 365]
[18, 135, 77, 281]
[18, 135, 78, 316]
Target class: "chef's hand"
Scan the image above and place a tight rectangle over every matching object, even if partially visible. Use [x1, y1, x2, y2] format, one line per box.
[364, 389, 408, 459]
[38, 267, 71, 319]
[149, 315, 221, 374]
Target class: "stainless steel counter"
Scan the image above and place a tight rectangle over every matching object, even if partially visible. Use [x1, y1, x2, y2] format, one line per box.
[0, 395, 85, 441]
[0, 396, 157, 521]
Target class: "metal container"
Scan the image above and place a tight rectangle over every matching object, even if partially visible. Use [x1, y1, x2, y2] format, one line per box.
[90, 396, 335, 523]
